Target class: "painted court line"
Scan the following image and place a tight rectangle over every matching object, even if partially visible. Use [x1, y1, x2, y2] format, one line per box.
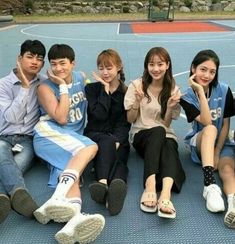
[0, 24, 18, 31]
[20, 24, 235, 44]
[134, 31, 235, 40]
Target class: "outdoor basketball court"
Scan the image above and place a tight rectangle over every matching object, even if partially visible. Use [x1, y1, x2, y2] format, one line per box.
[0, 19, 235, 243]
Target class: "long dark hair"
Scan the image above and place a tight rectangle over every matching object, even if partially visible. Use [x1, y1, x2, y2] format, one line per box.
[142, 47, 175, 119]
[190, 49, 219, 88]
[97, 49, 127, 92]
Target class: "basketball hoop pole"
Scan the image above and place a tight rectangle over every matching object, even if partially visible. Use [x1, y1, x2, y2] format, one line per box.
[148, 0, 174, 22]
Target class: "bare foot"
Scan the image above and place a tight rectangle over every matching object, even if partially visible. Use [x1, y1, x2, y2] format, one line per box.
[143, 174, 157, 208]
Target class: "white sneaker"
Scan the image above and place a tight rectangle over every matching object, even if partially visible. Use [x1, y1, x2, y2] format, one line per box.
[33, 202, 50, 224]
[34, 198, 77, 224]
[55, 212, 105, 244]
[224, 194, 235, 228]
[203, 184, 225, 212]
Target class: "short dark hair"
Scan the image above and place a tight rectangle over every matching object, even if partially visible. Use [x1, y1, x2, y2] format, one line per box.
[20, 40, 46, 58]
[48, 44, 75, 62]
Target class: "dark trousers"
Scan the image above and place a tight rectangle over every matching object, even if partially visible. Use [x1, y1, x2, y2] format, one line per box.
[86, 132, 130, 184]
[133, 126, 185, 192]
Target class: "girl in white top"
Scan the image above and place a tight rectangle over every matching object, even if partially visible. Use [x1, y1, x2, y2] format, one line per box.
[124, 47, 185, 219]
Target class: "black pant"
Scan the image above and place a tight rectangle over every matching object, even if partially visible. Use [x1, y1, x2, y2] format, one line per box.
[133, 126, 185, 192]
[86, 132, 130, 184]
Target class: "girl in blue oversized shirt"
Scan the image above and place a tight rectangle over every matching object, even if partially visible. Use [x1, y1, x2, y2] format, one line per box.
[180, 49, 235, 228]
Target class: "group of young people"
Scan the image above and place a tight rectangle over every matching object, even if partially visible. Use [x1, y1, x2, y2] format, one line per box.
[0, 39, 235, 244]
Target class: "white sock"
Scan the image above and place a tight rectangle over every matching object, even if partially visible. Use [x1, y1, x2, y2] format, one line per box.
[52, 169, 79, 198]
[227, 193, 235, 211]
[68, 197, 82, 213]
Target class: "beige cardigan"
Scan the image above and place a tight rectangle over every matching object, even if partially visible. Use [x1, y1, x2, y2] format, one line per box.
[124, 78, 181, 143]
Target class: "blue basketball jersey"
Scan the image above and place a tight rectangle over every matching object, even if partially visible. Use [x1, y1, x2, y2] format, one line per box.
[39, 71, 87, 134]
[182, 82, 232, 146]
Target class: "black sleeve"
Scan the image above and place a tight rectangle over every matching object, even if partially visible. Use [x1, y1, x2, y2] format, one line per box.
[224, 87, 235, 118]
[180, 98, 200, 123]
[85, 83, 111, 121]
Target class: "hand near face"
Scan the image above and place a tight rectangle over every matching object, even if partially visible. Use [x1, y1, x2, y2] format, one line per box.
[132, 82, 144, 103]
[92, 71, 105, 85]
[167, 90, 181, 110]
[17, 58, 30, 88]
[92, 71, 109, 93]
[189, 74, 204, 94]
[47, 69, 66, 85]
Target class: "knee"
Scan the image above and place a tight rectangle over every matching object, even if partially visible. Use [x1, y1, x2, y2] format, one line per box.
[0, 140, 10, 150]
[219, 162, 234, 179]
[92, 143, 98, 154]
[202, 124, 217, 139]
[165, 138, 178, 151]
[150, 126, 166, 140]
[0, 141, 11, 160]
[99, 136, 116, 148]
[87, 144, 98, 160]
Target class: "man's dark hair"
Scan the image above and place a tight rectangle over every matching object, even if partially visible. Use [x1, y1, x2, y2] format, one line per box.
[48, 44, 75, 62]
[20, 40, 46, 58]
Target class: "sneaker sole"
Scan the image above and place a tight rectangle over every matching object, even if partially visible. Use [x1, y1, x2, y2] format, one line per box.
[55, 215, 105, 244]
[0, 195, 11, 223]
[89, 182, 108, 204]
[45, 205, 75, 223]
[11, 189, 38, 218]
[206, 203, 225, 213]
[54, 233, 74, 244]
[33, 209, 50, 225]
[107, 179, 127, 216]
[224, 211, 235, 228]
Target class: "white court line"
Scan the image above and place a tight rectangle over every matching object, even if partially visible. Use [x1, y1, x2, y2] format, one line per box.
[20, 24, 235, 43]
[0, 24, 18, 31]
[173, 71, 189, 77]
[117, 23, 120, 35]
[21, 24, 38, 30]
[134, 31, 235, 40]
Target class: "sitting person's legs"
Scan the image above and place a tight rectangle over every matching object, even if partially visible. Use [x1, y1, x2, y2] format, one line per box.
[33, 132, 97, 223]
[133, 127, 166, 212]
[0, 136, 38, 221]
[0, 181, 11, 224]
[89, 134, 116, 204]
[33, 129, 105, 243]
[196, 125, 225, 212]
[157, 138, 185, 218]
[218, 151, 235, 228]
[88, 133, 129, 215]
[54, 145, 105, 243]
